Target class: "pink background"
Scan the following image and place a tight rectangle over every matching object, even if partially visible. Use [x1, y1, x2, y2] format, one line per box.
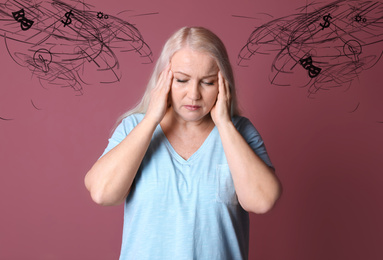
[1, 0, 383, 259]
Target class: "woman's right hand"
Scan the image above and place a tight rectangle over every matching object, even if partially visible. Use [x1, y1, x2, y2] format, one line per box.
[145, 64, 173, 125]
[85, 65, 173, 206]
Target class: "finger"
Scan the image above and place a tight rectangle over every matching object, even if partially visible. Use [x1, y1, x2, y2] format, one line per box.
[165, 64, 173, 84]
[225, 78, 231, 100]
[165, 68, 173, 91]
[220, 72, 231, 100]
[156, 64, 171, 87]
[218, 71, 224, 96]
[219, 71, 229, 100]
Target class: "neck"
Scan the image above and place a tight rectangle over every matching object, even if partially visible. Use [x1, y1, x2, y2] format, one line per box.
[160, 108, 215, 136]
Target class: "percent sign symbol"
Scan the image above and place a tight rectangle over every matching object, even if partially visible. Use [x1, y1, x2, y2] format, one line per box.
[33, 49, 52, 73]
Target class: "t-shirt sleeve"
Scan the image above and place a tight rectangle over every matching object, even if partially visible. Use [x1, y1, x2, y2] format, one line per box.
[234, 116, 274, 169]
[100, 114, 142, 158]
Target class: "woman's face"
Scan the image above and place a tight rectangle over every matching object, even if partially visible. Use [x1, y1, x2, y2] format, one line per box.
[169, 48, 219, 123]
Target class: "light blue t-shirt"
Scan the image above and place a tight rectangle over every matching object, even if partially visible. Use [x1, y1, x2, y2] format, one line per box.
[102, 114, 274, 260]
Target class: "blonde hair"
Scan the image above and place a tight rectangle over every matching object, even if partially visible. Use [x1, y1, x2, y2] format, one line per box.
[118, 26, 240, 123]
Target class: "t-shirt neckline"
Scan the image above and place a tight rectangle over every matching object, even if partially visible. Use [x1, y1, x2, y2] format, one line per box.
[158, 125, 217, 164]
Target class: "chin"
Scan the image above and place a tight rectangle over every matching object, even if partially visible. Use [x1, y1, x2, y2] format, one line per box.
[178, 111, 210, 123]
[170, 105, 212, 123]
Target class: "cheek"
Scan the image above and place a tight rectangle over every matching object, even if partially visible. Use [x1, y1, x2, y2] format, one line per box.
[169, 85, 183, 104]
[211, 88, 219, 101]
[205, 89, 219, 106]
[169, 90, 176, 105]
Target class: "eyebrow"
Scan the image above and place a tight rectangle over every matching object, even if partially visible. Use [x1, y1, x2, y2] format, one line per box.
[173, 71, 217, 79]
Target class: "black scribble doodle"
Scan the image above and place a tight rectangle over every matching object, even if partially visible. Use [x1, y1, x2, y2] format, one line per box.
[232, 13, 274, 21]
[0, 116, 13, 120]
[237, 0, 383, 97]
[31, 99, 41, 110]
[349, 102, 360, 113]
[0, 0, 154, 95]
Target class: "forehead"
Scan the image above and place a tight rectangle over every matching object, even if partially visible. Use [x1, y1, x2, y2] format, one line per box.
[171, 48, 218, 75]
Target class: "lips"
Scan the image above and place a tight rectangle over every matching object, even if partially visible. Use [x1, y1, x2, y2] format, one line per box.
[184, 105, 201, 111]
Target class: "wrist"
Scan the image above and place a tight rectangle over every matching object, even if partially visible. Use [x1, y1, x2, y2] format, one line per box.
[141, 115, 160, 130]
[214, 117, 233, 130]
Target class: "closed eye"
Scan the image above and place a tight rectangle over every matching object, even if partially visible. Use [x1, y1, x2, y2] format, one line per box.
[176, 79, 188, 83]
[202, 81, 215, 86]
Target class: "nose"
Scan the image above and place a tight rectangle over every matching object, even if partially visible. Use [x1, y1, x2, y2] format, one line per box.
[187, 81, 201, 100]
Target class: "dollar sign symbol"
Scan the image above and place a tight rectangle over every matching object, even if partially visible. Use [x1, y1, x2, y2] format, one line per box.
[320, 14, 332, 30]
[62, 10, 73, 27]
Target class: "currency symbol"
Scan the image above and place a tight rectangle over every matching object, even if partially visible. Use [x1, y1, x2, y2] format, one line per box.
[62, 10, 73, 27]
[77, 47, 96, 63]
[320, 14, 332, 30]
[12, 8, 34, 31]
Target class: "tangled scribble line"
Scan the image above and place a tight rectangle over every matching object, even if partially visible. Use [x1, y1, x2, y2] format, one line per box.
[0, 0, 154, 95]
[237, 0, 383, 97]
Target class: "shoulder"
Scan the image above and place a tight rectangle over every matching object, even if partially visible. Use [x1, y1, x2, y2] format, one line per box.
[119, 113, 145, 129]
[231, 115, 250, 125]
[231, 115, 264, 145]
[121, 113, 145, 124]
[110, 113, 145, 138]
[231, 116, 258, 133]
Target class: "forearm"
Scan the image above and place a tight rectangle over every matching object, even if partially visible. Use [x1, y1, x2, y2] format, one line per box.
[217, 121, 281, 213]
[85, 118, 157, 206]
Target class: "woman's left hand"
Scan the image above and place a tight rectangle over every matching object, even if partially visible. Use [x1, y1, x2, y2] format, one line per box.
[210, 71, 232, 127]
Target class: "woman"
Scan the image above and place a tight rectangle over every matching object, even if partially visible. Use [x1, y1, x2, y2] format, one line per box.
[85, 27, 281, 260]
